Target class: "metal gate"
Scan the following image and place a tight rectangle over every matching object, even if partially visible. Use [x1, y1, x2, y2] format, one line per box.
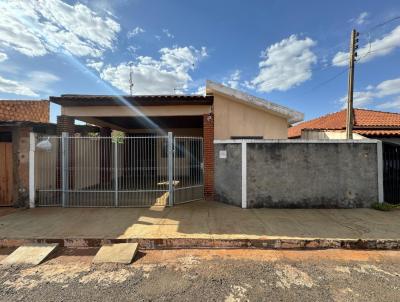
[32, 132, 203, 207]
[383, 142, 400, 204]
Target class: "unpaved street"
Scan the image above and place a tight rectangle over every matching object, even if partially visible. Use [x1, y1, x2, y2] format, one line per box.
[0, 248, 400, 301]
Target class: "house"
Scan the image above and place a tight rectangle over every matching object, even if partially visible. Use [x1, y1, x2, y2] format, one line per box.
[47, 80, 303, 204]
[288, 108, 400, 144]
[0, 100, 102, 207]
[0, 100, 54, 206]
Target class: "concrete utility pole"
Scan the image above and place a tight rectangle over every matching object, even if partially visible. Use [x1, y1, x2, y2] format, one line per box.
[346, 29, 359, 139]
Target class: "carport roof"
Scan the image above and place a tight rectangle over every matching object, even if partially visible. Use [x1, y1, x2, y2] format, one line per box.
[50, 94, 213, 106]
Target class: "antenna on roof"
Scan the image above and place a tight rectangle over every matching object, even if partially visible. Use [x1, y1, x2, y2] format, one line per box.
[129, 62, 134, 96]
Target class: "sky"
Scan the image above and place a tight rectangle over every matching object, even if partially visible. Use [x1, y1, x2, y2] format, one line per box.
[0, 0, 400, 123]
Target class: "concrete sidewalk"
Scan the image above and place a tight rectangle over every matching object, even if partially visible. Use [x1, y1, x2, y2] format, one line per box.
[0, 201, 399, 249]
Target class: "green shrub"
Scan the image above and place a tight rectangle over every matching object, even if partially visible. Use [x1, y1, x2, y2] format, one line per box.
[371, 202, 400, 211]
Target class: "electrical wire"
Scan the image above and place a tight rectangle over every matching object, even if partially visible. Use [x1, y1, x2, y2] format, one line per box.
[300, 67, 349, 96]
[363, 16, 400, 33]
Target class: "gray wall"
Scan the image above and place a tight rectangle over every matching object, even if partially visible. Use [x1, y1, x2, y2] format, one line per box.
[214, 143, 242, 206]
[215, 141, 380, 208]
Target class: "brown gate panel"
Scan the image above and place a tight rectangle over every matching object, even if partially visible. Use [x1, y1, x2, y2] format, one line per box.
[0, 142, 13, 206]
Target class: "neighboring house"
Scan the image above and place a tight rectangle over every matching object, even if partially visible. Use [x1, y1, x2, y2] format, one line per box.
[50, 80, 303, 201]
[288, 108, 400, 144]
[0, 100, 54, 207]
[0, 100, 99, 207]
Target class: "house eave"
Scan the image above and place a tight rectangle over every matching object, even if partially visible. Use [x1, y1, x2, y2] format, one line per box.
[206, 80, 304, 124]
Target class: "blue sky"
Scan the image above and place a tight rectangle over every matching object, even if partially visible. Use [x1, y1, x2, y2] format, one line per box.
[0, 0, 400, 123]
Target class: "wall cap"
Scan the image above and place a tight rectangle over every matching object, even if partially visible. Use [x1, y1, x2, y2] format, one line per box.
[214, 139, 381, 144]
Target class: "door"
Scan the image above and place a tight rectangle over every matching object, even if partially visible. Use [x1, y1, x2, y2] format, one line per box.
[383, 142, 400, 204]
[0, 141, 13, 206]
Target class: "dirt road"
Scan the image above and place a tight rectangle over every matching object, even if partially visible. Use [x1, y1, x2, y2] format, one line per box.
[1, 248, 400, 301]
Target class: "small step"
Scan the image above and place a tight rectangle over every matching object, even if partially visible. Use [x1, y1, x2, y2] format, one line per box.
[92, 243, 138, 264]
[1, 243, 59, 266]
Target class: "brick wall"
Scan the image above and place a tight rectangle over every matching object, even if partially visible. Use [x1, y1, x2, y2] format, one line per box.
[203, 113, 214, 200]
[0, 100, 49, 123]
[56, 115, 75, 135]
[56, 115, 75, 190]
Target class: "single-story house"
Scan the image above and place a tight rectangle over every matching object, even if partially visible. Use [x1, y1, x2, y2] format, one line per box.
[49, 80, 303, 201]
[288, 108, 400, 144]
[0, 100, 54, 206]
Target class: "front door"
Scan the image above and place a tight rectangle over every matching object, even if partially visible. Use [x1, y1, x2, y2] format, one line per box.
[0, 137, 13, 206]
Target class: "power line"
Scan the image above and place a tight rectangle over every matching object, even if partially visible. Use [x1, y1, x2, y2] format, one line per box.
[301, 67, 349, 96]
[364, 15, 400, 33]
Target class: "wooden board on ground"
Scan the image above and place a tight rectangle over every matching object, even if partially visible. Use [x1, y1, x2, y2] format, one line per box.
[1, 243, 59, 266]
[92, 243, 139, 264]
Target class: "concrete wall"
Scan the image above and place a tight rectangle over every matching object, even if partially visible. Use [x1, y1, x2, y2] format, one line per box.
[213, 93, 289, 140]
[214, 143, 242, 206]
[215, 140, 382, 208]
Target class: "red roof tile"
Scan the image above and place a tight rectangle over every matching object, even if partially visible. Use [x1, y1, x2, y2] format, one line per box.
[0, 100, 49, 123]
[288, 109, 400, 138]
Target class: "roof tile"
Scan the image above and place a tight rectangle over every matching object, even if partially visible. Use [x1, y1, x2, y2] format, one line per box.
[288, 109, 400, 138]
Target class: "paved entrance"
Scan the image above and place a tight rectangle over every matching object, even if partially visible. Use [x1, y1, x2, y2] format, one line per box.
[0, 201, 399, 249]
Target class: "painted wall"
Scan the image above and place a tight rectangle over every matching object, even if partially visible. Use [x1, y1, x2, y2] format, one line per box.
[213, 93, 289, 140]
[215, 141, 381, 208]
[301, 130, 366, 140]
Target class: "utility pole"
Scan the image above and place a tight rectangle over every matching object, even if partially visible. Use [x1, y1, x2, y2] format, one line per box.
[346, 29, 359, 139]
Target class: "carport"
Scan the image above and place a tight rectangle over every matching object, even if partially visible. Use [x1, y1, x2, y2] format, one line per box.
[31, 95, 214, 208]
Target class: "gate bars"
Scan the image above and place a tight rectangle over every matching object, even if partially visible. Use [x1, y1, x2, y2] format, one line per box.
[31, 132, 204, 208]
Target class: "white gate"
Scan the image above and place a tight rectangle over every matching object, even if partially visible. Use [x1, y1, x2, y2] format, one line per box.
[31, 132, 203, 207]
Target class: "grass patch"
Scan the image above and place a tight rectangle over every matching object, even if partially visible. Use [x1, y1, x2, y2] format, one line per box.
[371, 202, 400, 211]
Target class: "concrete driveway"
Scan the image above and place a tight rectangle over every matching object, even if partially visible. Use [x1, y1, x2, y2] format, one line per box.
[0, 201, 399, 247]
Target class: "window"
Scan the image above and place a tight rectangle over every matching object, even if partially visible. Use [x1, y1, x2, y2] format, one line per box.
[0, 132, 12, 142]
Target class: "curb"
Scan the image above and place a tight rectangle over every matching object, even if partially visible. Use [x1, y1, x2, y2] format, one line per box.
[0, 238, 399, 250]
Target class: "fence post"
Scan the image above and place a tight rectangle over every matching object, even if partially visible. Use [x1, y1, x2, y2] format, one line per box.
[241, 141, 247, 209]
[61, 132, 69, 207]
[168, 132, 174, 206]
[29, 132, 36, 208]
[114, 140, 118, 207]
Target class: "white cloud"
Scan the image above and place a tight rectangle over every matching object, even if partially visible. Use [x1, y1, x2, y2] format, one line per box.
[355, 12, 369, 25]
[332, 25, 400, 66]
[127, 46, 140, 54]
[0, 70, 59, 97]
[249, 35, 317, 92]
[0, 52, 7, 62]
[0, 75, 38, 97]
[23, 71, 60, 92]
[100, 46, 207, 94]
[162, 29, 175, 39]
[194, 85, 206, 95]
[127, 27, 145, 38]
[86, 60, 104, 72]
[0, 0, 120, 58]
[24, 71, 60, 94]
[223, 70, 241, 89]
[375, 78, 400, 97]
[377, 96, 400, 110]
[338, 91, 375, 108]
[338, 76, 400, 109]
